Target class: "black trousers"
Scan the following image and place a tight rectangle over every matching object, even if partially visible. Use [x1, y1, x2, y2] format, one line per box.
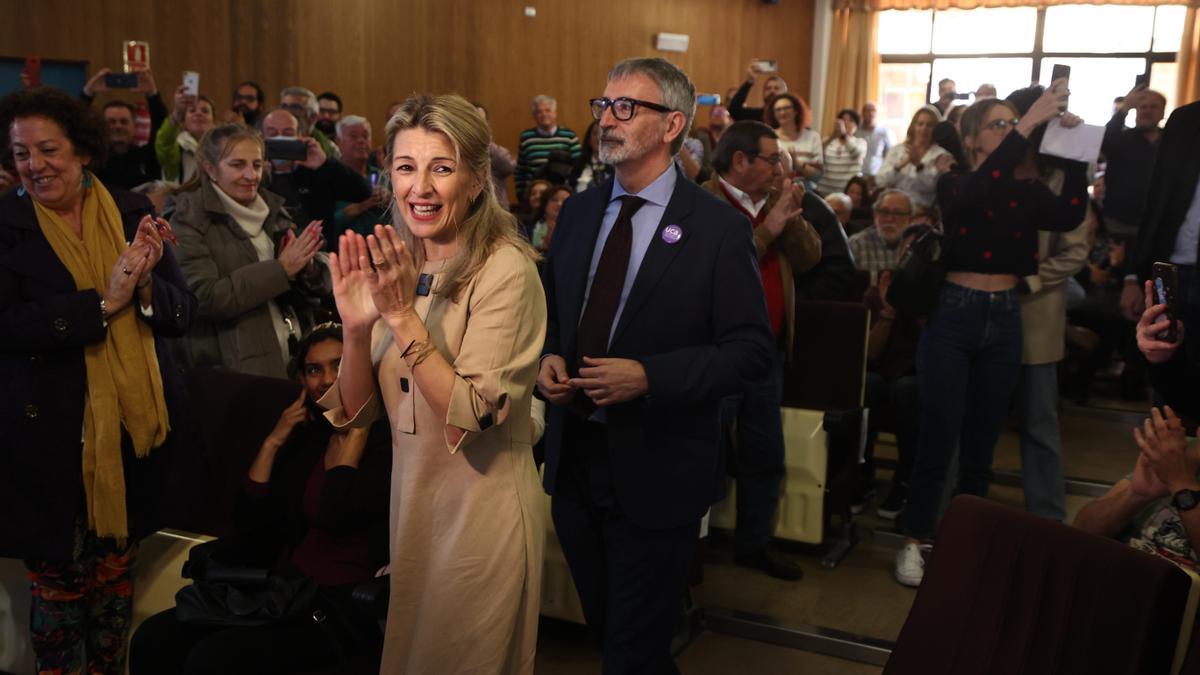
[551, 415, 700, 675]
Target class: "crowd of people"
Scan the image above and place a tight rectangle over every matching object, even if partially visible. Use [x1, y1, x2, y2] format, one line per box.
[0, 49, 1195, 675]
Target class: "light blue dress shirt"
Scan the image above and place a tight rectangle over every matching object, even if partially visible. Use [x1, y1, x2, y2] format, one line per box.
[580, 164, 678, 348]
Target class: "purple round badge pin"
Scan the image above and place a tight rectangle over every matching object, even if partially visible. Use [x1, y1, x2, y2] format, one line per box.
[661, 224, 683, 244]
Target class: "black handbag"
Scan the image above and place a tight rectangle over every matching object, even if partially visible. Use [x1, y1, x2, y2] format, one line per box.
[174, 540, 318, 628]
[886, 227, 946, 319]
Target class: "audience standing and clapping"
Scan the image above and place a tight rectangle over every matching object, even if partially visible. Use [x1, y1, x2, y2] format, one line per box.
[705, 120, 821, 580]
[876, 106, 947, 214]
[333, 115, 387, 237]
[729, 61, 787, 122]
[857, 102, 894, 183]
[226, 80, 265, 126]
[766, 93, 823, 191]
[817, 109, 867, 196]
[280, 86, 340, 160]
[314, 91, 342, 137]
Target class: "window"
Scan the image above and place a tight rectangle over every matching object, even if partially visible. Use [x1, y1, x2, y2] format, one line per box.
[875, 5, 1180, 141]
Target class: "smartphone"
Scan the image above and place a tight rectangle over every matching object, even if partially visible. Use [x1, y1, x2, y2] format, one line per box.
[752, 59, 778, 73]
[104, 72, 139, 89]
[696, 93, 721, 106]
[369, 172, 378, 188]
[952, 92, 971, 100]
[1050, 64, 1071, 112]
[264, 137, 309, 161]
[1153, 261, 1179, 343]
[182, 70, 199, 97]
[1135, 73, 1150, 88]
[23, 57, 41, 86]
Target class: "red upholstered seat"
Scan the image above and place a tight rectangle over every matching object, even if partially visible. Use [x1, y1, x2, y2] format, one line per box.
[885, 495, 1193, 675]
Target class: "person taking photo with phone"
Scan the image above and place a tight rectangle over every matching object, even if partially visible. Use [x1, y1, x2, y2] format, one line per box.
[80, 67, 167, 191]
[260, 107, 372, 248]
[894, 81, 1089, 588]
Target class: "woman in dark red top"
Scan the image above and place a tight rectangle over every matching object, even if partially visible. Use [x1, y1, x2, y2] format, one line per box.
[895, 83, 1088, 587]
[130, 324, 392, 674]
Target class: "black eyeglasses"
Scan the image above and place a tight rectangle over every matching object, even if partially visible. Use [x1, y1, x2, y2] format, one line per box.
[749, 153, 784, 166]
[984, 118, 1021, 132]
[590, 97, 674, 121]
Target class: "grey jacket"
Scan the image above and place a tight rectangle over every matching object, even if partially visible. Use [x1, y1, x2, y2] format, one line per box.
[170, 181, 331, 378]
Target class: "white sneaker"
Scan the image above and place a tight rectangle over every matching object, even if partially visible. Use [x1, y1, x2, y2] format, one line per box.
[894, 542, 925, 587]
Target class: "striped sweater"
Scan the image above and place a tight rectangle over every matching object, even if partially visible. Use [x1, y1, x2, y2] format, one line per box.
[515, 126, 581, 199]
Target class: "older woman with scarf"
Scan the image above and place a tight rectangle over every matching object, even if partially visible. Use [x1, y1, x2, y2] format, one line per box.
[0, 86, 196, 675]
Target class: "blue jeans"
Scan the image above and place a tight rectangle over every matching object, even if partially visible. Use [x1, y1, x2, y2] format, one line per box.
[901, 282, 1023, 539]
[1016, 363, 1067, 520]
[719, 350, 786, 554]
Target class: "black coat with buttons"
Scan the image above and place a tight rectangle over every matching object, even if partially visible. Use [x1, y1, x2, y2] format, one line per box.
[0, 185, 198, 562]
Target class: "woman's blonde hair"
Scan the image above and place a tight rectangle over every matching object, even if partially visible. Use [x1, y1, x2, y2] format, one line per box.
[959, 98, 1019, 168]
[904, 106, 941, 146]
[384, 94, 538, 301]
[174, 123, 264, 193]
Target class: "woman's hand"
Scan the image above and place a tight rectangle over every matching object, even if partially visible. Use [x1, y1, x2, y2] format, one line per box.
[103, 246, 151, 315]
[277, 222, 323, 279]
[934, 154, 957, 175]
[1137, 279, 1185, 364]
[265, 389, 308, 449]
[365, 224, 420, 326]
[131, 215, 166, 290]
[329, 231, 382, 332]
[172, 85, 196, 124]
[1017, 78, 1069, 137]
[1059, 111, 1084, 129]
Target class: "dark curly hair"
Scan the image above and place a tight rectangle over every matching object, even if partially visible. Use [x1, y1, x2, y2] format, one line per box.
[0, 86, 108, 169]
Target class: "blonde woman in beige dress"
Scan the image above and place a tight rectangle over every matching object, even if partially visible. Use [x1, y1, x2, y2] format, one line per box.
[320, 94, 546, 674]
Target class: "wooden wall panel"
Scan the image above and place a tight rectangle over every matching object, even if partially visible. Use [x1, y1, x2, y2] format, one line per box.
[3, 0, 814, 197]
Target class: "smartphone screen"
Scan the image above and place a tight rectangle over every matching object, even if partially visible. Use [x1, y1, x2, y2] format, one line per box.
[753, 59, 778, 73]
[182, 71, 199, 97]
[1153, 262, 1179, 343]
[265, 137, 309, 161]
[1050, 64, 1071, 112]
[104, 72, 139, 89]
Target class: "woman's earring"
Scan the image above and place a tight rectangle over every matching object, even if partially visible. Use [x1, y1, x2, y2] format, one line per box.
[82, 171, 93, 189]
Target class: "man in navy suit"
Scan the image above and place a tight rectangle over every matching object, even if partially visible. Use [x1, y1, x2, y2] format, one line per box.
[538, 57, 774, 673]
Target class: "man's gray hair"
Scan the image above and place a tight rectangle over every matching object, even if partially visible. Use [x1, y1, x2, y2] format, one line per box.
[336, 115, 371, 138]
[874, 188, 914, 214]
[824, 192, 852, 211]
[530, 95, 557, 112]
[280, 86, 319, 122]
[607, 57, 696, 155]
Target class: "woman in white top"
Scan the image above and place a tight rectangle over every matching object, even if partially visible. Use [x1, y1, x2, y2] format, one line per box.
[817, 108, 868, 196]
[766, 93, 823, 191]
[875, 105, 947, 212]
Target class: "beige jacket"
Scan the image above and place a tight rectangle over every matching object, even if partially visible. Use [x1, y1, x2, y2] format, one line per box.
[1020, 214, 1091, 365]
[702, 176, 822, 354]
[170, 181, 331, 378]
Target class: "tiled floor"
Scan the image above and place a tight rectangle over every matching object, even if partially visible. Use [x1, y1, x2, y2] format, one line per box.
[533, 404, 1146, 674]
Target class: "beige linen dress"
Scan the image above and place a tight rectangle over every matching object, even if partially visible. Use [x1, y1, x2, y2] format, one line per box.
[322, 244, 547, 674]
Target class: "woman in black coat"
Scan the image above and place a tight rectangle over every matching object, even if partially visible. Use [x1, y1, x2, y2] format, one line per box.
[0, 86, 197, 675]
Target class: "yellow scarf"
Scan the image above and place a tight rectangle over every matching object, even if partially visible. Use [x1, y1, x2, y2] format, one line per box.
[33, 174, 170, 541]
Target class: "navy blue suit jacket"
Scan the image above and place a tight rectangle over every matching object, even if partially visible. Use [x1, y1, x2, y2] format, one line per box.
[0, 187, 198, 561]
[540, 168, 774, 530]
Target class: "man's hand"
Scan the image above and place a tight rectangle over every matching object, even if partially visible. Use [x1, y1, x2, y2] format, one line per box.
[134, 68, 158, 96]
[1120, 84, 1151, 114]
[1120, 278, 1145, 321]
[298, 137, 327, 170]
[83, 68, 112, 97]
[761, 179, 804, 239]
[1131, 451, 1171, 500]
[1134, 406, 1200, 493]
[569, 356, 649, 407]
[1136, 279, 1184, 364]
[745, 61, 762, 83]
[537, 355, 576, 405]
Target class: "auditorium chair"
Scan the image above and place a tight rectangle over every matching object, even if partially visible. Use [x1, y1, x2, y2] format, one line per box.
[709, 299, 870, 568]
[885, 496, 1200, 675]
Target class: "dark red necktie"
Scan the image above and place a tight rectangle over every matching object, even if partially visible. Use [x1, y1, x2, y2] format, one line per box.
[575, 195, 647, 371]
